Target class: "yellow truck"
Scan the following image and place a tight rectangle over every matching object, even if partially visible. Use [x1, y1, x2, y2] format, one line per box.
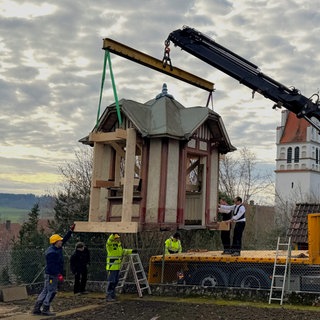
[148, 213, 320, 292]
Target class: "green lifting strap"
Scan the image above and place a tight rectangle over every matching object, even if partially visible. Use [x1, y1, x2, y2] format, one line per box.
[96, 50, 122, 127]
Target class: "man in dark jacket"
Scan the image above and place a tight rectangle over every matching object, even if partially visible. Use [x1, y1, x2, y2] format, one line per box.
[70, 242, 90, 295]
[32, 224, 75, 316]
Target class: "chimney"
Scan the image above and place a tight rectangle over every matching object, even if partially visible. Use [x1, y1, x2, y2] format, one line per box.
[6, 220, 11, 231]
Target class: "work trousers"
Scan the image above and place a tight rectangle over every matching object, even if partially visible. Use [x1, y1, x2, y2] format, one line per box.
[74, 269, 88, 294]
[106, 270, 120, 298]
[35, 274, 58, 308]
[221, 230, 231, 251]
[231, 221, 246, 253]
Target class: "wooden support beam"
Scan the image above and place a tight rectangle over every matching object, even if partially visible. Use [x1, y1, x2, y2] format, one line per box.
[89, 129, 127, 143]
[74, 221, 139, 233]
[120, 177, 140, 186]
[110, 141, 125, 157]
[122, 128, 136, 222]
[115, 152, 121, 187]
[89, 143, 111, 222]
[103, 38, 214, 93]
[93, 179, 115, 188]
[115, 128, 127, 139]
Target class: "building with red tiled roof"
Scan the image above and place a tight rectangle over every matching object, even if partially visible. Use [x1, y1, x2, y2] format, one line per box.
[275, 110, 320, 204]
[0, 219, 52, 250]
[287, 203, 320, 249]
[0, 220, 21, 250]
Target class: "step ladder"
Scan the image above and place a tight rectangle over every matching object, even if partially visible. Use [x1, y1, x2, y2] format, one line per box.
[116, 253, 152, 298]
[269, 236, 292, 305]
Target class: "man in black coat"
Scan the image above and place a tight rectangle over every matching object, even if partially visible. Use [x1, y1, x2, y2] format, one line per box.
[70, 242, 90, 294]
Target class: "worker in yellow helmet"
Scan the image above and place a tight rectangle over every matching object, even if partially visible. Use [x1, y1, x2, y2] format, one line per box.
[165, 232, 182, 254]
[105, 233, 136, 302]
[32, 224, 76, 316]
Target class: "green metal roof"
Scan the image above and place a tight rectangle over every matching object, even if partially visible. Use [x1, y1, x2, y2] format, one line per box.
[83, 86, 235, 154]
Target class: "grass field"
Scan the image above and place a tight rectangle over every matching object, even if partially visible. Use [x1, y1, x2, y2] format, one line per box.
[0, 207, 53, 223]
[0, 207, 29, 222]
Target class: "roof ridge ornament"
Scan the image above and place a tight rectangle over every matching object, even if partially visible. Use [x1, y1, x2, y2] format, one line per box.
[155, 83, 174, 100]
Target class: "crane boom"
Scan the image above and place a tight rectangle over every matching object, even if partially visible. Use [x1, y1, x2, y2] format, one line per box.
[166, 26, 320, 130]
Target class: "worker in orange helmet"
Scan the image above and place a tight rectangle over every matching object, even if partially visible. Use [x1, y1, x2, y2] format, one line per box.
[32, 224, 76, 316]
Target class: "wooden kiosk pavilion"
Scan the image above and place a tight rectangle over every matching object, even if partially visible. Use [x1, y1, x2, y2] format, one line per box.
[75, 84, 235, 233]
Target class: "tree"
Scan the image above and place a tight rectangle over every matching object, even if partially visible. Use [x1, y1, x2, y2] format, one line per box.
[49, 147, 92, 235]
[49, 147, 106, 250]
[219, 147, 274, 204]
[11, 204, 48, 283]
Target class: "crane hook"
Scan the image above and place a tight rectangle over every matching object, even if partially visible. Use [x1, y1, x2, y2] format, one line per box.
[162, 39, 173, 71]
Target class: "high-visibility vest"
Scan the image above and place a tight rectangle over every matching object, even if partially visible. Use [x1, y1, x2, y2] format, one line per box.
[106, 235, 132, 271]
[165, 237, 182, 254]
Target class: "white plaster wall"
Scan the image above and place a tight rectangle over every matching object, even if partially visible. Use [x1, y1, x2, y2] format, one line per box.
[275, 171, 320, 203]
[145, 139, 162, 223]
[165, 140, 179, 223]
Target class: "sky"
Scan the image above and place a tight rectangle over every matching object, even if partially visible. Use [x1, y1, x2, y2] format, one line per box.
[1, 0, 319, 200]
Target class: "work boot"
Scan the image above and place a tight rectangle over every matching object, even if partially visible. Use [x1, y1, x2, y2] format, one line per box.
[32, 301, 42, 315]
[106, 295, 116, 302]
[41, 305, 56, 316]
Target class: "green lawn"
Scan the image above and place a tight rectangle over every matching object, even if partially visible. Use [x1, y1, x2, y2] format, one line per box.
[0, 207, 53, 223]
[0, 207, 29, 222]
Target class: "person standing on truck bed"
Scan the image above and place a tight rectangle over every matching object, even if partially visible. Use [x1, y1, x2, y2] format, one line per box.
[218, 196, 246, 256]
[219, 198, 232, 254]
[165, 232, 182, 254]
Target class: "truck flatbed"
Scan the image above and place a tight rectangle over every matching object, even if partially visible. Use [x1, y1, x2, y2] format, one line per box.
[150, 250, 310, 264]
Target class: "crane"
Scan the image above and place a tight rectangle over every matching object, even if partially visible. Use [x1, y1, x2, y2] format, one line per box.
[164, 26, 320, 131]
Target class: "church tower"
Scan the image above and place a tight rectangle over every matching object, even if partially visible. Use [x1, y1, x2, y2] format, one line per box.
[275, 110, 320, 204]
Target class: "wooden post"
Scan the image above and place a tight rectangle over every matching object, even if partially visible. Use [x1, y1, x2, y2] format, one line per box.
[122, 128, 136, 222]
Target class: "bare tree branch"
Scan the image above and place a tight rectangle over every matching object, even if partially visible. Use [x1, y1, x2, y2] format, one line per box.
[219, 147, 274, 204]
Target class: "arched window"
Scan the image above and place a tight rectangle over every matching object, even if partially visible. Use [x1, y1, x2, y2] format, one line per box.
[294, 146, 300, 163]
[287, 147, 292, 163]
[316, 148, 319, 164]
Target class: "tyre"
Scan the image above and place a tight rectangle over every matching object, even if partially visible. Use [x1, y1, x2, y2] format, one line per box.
[190, 268, 228, 288]
[231, 267, 271, 289]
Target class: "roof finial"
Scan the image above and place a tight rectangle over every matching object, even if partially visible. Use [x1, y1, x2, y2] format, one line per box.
[155, 83, 174, 100]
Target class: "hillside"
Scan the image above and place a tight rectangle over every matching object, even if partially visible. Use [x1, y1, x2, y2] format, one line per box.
[0, 193, 55, 222]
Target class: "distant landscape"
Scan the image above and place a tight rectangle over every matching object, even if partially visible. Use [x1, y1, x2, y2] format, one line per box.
[0, 193, 55, 223]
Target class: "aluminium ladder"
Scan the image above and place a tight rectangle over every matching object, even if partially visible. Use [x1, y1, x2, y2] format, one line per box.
[269, 236, 292, 305]
[116, 253, 151, 298]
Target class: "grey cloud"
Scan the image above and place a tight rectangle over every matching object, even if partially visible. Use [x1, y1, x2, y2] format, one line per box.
[0, 0, 319, 196]
[7, 66, 39, 80]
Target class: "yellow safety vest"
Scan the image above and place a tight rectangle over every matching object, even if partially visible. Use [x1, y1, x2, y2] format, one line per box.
[165, 237, 182, 254]
[106, 235, 132, 271]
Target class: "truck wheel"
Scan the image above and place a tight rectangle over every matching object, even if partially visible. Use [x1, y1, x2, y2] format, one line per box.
[192, 268, 228, 288]
[231, 267, 270, 289]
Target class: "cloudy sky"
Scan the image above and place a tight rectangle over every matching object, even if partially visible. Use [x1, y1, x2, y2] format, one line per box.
[1, 0, 319, 198]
